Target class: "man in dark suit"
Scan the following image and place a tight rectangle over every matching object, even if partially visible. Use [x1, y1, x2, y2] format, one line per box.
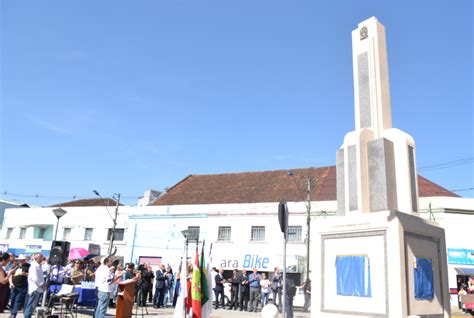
[227, 269, 240, 310]
[285, 277, 296, 318]
[139, 264, 154, 307]
[239, 269, 250, 311]
[214, 268, 225, 309]
[153, 264, 167, 308]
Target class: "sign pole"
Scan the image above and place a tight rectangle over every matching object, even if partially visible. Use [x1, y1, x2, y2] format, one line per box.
[278, 201, 288, 318]
[282, 225, 287, 318]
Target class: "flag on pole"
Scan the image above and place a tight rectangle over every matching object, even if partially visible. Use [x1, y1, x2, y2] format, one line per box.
[186, 276, 192, 315]
[207, 243, 213, 307]
[191, 244, 202, 318]
[201, 242, 213, 318]
[200, 241, 209, 305]
[173, 242, 188, 318]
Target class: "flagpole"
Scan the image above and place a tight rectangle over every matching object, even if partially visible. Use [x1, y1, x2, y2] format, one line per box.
[184, 237, 188, 318]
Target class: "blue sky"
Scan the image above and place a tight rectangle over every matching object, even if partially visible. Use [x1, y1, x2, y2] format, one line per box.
[1, 0, 472, 206]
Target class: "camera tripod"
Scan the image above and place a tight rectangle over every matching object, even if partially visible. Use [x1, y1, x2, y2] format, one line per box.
[134, 288, 149, 317]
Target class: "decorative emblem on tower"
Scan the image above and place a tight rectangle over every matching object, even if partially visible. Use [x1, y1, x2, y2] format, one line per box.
[360, 26, 368, 40]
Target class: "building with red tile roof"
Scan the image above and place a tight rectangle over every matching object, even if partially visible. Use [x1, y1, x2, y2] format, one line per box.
[50, 198, 122, 208]
[153, 166, 458, 206]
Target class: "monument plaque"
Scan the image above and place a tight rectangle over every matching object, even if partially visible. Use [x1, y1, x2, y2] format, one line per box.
[312, 17, 450, 317]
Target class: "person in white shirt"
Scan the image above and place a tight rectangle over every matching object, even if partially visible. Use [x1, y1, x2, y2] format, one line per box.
[260, 273, 271, 307]
[94, 257, 114, 318]
[24, 253, 45, 318]
[41, 257, 51, 280]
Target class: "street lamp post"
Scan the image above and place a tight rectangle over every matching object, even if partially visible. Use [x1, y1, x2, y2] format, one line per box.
[305, 179, 311, 282]
[93, 191, 121, 256]
[39, 208, 68, 314]
[52, 208, 67, 241]
[108, 194, 121, 256]
[180, 230, 190, 318]
[180, 229, 190, 266]
[288, 171, 313, 282]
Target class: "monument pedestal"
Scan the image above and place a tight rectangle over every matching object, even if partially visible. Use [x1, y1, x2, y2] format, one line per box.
[311, 211, 450, 317]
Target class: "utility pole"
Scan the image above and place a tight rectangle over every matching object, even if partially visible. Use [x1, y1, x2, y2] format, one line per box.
[108, 193, 121, 256]
[287, 171, 314, 283]
[305, 178, 311, 282]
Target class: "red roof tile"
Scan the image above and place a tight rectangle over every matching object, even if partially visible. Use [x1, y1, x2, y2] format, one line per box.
[417, 175, 460, 198]
[50, 198, 122, 207]
[153, 166, 459, 206]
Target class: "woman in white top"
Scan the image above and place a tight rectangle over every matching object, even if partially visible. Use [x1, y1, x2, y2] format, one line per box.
[260, 273, 271, 307]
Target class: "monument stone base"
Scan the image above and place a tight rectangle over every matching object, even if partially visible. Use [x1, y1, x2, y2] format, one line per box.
[311, 211, 450, 318]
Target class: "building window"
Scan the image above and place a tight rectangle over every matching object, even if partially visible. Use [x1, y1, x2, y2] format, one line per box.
[218, 226, 231, 241]
[19, 227, 26, 239]
[187, 226, 200, 242]
[84, 228, 93, 241]
[33, 226, 53, 240]
[107, 229, 125, 241]
[288, 226, 302, 242]
[6, 228, 13, 239]
[63, 228, 71, 240]
[251, 226, 265, 241]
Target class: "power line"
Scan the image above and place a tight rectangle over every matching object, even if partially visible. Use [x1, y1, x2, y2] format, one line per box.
[418, 156, 474, 172]
[0, 191, 140, 200]
[2, 185, 473, 204]
[450, 187, 474, 192]
[1, 191, 85, 199]
[2, 154, 473, 202]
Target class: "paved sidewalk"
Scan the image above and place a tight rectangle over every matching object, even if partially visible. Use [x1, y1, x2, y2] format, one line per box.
[0, 306, 471, 317]
[0, 306, 311, 318]
[122, 307, 311, 318]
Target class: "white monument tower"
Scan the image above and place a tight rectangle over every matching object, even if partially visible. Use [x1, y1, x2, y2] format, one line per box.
[311, 17, 450, 317]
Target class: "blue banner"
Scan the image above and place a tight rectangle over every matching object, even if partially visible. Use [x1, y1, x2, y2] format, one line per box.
[447, 248, 474, 265]
[7, 248, 50, 257]
[25, 244, 43, 254]
[336, 255, 372, 297]
[414, 257, 434, 301]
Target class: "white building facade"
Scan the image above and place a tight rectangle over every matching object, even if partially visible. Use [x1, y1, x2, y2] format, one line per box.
[0, 168, 472, 296]
[122, 201, 337, 283]
[121, 197, 473, 289]
[0, 199, 131, 258]
[0, 199, 30, 232]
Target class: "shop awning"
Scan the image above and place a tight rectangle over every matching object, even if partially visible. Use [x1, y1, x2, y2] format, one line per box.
[455, 267, 474, 275]
[25, 223, 54, 227]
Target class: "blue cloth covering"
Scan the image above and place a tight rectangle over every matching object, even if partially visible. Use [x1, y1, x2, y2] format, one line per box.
[414, 257, 434, 300]
[49, 285, 96, 307]
[336, 255, 371, 297]
[75, 286, 97, 307]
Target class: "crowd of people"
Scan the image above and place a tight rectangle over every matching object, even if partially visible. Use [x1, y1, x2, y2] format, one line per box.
[0, 251, 318, 318]
[0, 252, 53, 318]
[211, 266, 303, 317]
[0, 251, 180, 318]
[458, 276, 474, 312]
